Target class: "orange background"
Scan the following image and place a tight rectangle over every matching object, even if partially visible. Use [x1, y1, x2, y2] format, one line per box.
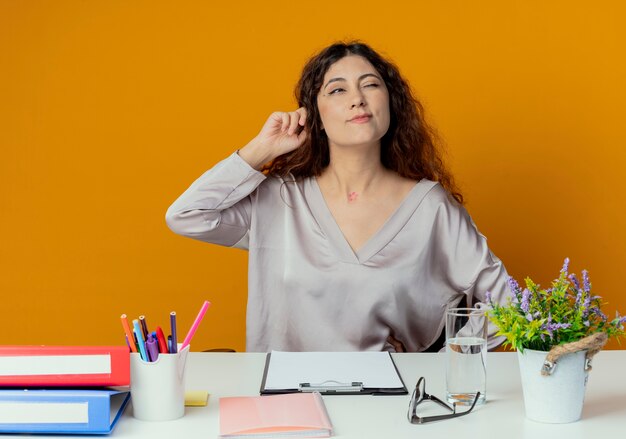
[1, 1, 625, 351]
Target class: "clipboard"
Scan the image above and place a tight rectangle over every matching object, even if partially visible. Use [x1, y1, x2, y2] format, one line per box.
[259, 351, 408, 395]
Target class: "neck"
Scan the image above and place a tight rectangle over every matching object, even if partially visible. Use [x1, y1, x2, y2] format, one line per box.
[319, 142, 387, 198]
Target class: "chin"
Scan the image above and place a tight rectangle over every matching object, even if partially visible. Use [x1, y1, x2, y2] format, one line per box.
[333, 140, 382, 149]
[331, 132, 384, 147]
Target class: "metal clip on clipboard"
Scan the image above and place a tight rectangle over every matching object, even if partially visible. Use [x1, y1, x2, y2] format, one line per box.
[299, 380, 364, 393]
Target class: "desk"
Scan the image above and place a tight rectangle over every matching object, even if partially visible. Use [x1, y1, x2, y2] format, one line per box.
[15, 351, 626, 438]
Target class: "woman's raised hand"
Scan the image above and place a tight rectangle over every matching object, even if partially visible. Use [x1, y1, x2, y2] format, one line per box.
[239, 108, 308, 170]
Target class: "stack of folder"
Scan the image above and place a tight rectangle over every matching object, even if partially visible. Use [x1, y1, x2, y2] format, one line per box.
[0, 345, 130, 434]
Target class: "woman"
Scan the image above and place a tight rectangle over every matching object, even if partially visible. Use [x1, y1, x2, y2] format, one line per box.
[166, 41, 509, 352]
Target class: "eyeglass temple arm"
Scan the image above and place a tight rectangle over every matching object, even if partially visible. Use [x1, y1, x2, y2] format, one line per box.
[414, 392, 481, 424]
[451, 391, 481, 415]
[424, 393, 454, 411]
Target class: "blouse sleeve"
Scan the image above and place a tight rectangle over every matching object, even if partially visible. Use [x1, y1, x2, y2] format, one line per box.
[165, 152, 266, 249]
[432, 193, 510, 349]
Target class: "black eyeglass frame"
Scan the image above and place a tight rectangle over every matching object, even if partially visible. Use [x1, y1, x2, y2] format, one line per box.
[407, 377, 480, 424]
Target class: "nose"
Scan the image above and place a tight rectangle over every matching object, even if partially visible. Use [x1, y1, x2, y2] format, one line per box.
[350, 90, 365, 109]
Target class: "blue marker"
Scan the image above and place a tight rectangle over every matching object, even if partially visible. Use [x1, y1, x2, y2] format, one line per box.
[133, 319, 148, 361]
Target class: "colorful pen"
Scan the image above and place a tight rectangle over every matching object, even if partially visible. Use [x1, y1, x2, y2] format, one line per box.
[170, 312, 178, 353]
[156, 326, 169, 353]
[120, 314, 138, 353]
[181, 300, 212, 350]
[139, 315, 149, 340]
[133, 319, 148, 361]
[145, 333, 159, 362]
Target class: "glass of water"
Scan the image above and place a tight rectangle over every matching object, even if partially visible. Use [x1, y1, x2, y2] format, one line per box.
[445, 307, 487, 406]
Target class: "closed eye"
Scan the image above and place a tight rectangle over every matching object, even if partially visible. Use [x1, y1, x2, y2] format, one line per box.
[329, 87, 346, 95]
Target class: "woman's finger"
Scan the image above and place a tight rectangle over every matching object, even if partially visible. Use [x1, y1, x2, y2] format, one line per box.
[280, 112, 289, 132]
[287, 111, 301, 135]
[264, 112, 286, 135]
[295, 107, 307, 126]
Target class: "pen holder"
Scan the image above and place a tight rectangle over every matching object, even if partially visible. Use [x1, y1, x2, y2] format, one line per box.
[130, 345, 190, 421]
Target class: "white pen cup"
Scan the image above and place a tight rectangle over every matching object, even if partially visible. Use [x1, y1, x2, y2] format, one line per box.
[130, 344, 190, 421]
[445, 308, 487, 406]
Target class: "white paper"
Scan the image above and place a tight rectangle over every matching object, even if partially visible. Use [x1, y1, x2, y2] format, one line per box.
[0, 355, 111, 375]
[0, 402, 89, 423]
[263, 351, 404, 390]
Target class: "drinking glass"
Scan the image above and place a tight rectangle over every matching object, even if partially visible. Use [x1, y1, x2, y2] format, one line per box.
[445, 307, 487, 406]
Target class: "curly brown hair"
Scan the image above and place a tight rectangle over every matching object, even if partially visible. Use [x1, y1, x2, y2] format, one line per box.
[264, 41, 463, 204]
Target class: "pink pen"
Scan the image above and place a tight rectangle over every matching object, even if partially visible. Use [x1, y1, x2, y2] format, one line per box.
[181, 300, 211, 350]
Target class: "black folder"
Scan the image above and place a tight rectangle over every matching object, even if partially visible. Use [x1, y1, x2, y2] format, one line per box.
[259, 351, 408, 395]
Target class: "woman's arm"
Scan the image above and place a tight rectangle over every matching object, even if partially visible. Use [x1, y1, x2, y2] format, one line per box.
[165, 152, 265, 248]
[432, 191, 510, 349]
[165, 108, 308, 248]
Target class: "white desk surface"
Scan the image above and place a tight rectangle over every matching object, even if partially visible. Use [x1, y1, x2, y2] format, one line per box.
[10, 351, 626, 438]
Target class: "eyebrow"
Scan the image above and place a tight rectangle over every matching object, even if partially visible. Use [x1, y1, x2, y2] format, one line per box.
[322, 73, 382, 90]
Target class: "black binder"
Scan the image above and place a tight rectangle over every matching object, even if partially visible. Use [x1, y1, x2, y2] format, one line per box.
[259, 351, 408, 395]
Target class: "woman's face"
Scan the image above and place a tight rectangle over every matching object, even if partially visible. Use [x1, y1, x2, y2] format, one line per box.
[316, 55, 390, 150]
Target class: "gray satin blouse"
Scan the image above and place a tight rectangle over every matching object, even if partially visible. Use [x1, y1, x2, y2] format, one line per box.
[166, 152, 510, 352]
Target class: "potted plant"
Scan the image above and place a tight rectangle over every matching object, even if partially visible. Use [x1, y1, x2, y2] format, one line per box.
[486, 258, 625, 423]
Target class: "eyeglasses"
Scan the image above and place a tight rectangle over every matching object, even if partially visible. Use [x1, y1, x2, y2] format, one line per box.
[407, 377, 480, 424]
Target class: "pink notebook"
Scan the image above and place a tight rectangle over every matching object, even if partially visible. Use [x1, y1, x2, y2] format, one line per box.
[219, 392, 333, 438]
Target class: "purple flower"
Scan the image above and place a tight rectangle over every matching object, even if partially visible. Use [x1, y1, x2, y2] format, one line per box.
[548, 322, 571, 332]
[507, 276, 521, 292]
[507, 276, 522, 300]
[561, 257, 570, 275]
[543, 321, 572, 338]
[569, 273, 580, 290]
[520, 288, 531, 313]
[575, 288, 584, 308]
[582, 270, 591, 293]
[589, 307, 608, 321]
[485, 291, 492, 304]
[574, 287, 591, 317]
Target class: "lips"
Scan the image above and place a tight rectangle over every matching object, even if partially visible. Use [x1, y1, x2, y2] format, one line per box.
[349, 114, 372, 123]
